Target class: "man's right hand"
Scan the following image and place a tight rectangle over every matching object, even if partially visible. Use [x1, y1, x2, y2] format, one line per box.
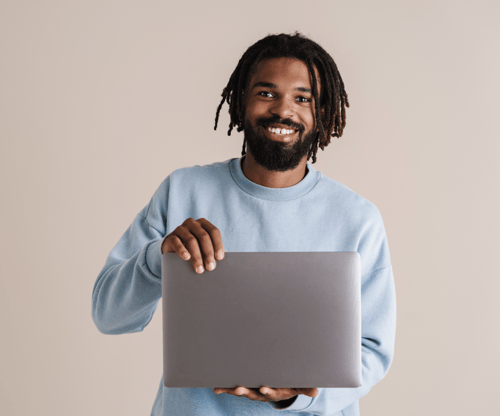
[161, 218, 225, 274]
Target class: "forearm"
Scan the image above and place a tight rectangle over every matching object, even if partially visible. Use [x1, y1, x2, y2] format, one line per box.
[92, 237, 164, 334]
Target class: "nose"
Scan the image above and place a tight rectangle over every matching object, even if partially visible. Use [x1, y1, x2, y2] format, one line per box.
[269, 96, 294, 120]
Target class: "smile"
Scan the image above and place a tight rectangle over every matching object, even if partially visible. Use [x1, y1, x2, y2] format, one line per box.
[267, 127, 296, 136]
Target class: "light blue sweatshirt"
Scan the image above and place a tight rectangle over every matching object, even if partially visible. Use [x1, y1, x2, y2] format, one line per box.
[92, 157, 396, 416]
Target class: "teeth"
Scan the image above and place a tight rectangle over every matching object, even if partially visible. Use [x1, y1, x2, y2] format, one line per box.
[268, 127, 294, 135]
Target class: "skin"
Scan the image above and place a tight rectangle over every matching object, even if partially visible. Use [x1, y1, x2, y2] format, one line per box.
[241, 57, 321, 188]
[161, 57, 322, 406]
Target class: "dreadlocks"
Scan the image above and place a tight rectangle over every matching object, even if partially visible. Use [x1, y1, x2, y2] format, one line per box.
[214, 32, 349, 164]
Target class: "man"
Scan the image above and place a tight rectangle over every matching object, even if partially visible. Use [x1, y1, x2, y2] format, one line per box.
[92, 32, 396, 416]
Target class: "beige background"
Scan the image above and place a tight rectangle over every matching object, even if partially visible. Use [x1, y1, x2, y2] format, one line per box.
[1, 0, 499, 415]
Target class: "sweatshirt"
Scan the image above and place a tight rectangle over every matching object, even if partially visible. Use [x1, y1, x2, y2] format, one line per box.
[92, 157, 396, 416]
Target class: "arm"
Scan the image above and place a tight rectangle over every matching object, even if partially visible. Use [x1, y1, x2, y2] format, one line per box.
[91, 178, 170, 335]
[266, 265, 396, 414]
[91, 175, 226, 335]
[214, 207, 396, 414]
[268, 207, 397, 414]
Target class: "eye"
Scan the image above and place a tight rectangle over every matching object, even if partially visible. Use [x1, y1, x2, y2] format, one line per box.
[258, 91, 274, 98]
[296, 96, 311, 103]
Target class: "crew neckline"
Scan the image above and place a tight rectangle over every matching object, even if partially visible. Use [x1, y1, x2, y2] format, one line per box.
[229, 157, 320, 201]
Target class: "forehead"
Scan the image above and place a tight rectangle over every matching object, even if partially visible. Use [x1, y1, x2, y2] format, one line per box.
[248, 57, 316, 89]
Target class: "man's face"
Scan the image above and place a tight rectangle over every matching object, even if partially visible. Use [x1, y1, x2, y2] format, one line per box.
[243, 57, 320, 172]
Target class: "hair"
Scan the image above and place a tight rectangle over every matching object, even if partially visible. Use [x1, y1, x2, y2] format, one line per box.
[214, 32, 349, 164]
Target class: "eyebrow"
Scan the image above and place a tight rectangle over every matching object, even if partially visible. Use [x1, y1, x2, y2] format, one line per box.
[251, 81, 312, 93]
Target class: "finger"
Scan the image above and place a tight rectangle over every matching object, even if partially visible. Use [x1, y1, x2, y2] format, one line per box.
[215, 387, 267, 402]
[214, 387, 238, 394]
[234, 387, 267, 401]
[260, 387, 296, 402]
[260, 387, 280, 401]
[162, 233, 191, 260]
[214, 388, 228, 394]
[295, 388, 319, 397]
[197, 218, 225, 261]
[246, 388, 268, 401]
[186, 218, 218, 271]
[175, 222, 206, 274]
[235, 386, 248, 396]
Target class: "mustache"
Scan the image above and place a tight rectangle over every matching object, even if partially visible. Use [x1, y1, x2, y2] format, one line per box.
[256, 116, 304, 132]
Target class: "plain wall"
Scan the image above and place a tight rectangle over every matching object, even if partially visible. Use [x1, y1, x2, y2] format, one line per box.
[1, 0, 499, 415]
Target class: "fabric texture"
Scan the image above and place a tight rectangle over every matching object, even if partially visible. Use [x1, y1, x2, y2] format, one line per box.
[92, 157, 396, 415]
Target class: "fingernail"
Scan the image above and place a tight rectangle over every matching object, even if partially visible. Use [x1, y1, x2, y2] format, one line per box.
[216, 250, 224, 260]
[196, 266, 204, 274]
[207, 262, 215, 271]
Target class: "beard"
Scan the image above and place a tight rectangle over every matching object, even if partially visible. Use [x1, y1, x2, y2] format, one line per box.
[243, 116, 317, 172]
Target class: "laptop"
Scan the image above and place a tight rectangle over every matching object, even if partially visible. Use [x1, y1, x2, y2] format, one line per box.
[161, 251, 361, 388]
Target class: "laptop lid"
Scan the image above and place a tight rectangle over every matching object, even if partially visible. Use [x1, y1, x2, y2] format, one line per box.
[161, 251, 361, 388]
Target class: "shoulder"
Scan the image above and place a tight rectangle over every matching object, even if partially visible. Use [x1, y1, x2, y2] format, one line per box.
[142, 159, 233, 223]
[172, 158, 233, 174]
[314, 172, 383, 223]
[316, 174, 391, 271]
[169, 159, 233, 182]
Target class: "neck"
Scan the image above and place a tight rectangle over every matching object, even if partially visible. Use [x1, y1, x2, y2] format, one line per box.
[240, 152, 308, 188]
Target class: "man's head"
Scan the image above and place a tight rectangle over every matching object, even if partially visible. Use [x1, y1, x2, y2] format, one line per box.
[214, 32, 349, 165]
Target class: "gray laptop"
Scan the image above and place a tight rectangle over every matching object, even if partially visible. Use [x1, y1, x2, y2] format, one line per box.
[161, 251, 361, 388]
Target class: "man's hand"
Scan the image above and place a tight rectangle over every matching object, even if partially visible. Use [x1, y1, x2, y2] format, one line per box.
[214, 386, 318, 405]
[161, 218, 225, 273]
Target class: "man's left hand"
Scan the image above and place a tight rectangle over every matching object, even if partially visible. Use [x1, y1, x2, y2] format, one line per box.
[214, 386, 318, 404]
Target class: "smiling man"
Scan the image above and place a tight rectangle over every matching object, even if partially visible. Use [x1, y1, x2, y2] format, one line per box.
[243, 58, 318, 174]
[92, 33, 396, 416]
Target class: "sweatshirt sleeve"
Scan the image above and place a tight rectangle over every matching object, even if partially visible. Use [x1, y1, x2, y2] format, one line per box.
[91, 176, 170, 335]
[268, 205, 397, 414]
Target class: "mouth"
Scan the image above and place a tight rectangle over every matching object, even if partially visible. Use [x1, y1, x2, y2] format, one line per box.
[263, 124, 299, 141]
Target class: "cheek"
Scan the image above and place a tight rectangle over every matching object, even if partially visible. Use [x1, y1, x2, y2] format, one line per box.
[246, 101, 269, 118]
[299, 109, 316, 130]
